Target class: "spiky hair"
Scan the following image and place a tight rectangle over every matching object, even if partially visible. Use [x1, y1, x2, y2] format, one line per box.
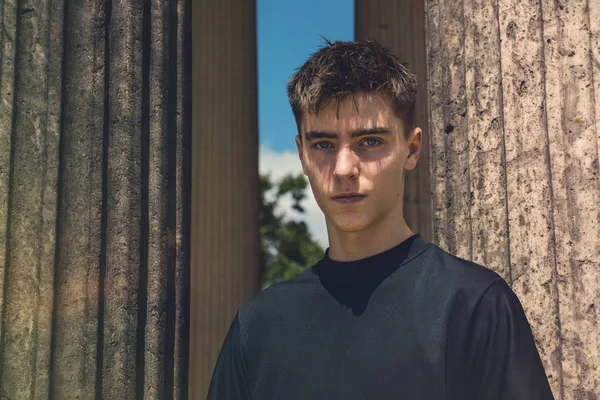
[287, 37, 418, 133]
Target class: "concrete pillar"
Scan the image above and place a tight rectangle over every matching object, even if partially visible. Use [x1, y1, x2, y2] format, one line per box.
[355, 0, 432, 242]
[0, 0, 191, 398]
[426, 0, 600, 398]
[190, 0, 260, 398]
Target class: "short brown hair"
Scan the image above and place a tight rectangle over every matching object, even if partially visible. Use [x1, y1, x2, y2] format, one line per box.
[287, 37, 417, 133]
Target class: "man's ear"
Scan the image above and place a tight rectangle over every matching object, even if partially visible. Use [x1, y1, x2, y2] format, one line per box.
[295, 135, 307, 175]
[404, 127, 422, 171]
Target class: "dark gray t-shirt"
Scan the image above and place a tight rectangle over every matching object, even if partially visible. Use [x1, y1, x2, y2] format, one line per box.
[207, 235, 554, 399]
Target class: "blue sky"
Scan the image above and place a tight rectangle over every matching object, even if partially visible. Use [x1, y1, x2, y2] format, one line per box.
[257, 0, 354, 152]
[256, 0, 354, 247]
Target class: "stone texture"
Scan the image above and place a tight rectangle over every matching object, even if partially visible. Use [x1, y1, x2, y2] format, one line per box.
[426, 0, 473, 261]
[50, 0, 104, 397]
[0, 0, 18, 354]
[541, 0, 600, 397]
[190, 0, 260, 398]
[0, 0, 192, 399]
[0, 0, 62, 398]
[173, 1, 192, 399]
[497, 0, 564, 394]
[355, 0, 432, 243]
[425, 0, 600, 397]
[464, 0, 510, 282]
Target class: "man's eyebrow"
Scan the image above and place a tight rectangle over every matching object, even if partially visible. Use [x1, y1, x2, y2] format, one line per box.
[304, 131, 337, 141]
[349, 127, 391, 138]
[304, 127, 391, 141]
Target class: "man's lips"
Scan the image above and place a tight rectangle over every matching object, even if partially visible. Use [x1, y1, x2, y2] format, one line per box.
[331, 193, 366, 204]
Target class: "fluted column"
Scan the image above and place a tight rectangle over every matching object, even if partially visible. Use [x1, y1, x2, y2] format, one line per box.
[0, 0, 191, 399]
[191, 0, 260, 398]
[355, 0, 432, 242]
[0, 0, 62, 397]
[426, 0, 600, 398]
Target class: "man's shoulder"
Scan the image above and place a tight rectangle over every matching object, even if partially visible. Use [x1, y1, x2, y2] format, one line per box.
[418, 243, 507, 296]
[408, 243, 519, 326]
[236, 266, 321, 329]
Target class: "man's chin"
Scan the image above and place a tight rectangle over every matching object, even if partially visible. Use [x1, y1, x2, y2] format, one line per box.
[328, 215, 372, 234]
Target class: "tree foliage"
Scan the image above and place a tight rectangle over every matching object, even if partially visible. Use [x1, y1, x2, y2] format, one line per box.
[259, 173, 325, 289]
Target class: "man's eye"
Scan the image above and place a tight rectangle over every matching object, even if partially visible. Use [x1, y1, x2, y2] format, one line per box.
[314, 141, 332, 149]
[363, 138, 381, 147]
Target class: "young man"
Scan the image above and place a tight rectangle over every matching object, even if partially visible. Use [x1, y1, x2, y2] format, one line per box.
[207, 38, 554, 399]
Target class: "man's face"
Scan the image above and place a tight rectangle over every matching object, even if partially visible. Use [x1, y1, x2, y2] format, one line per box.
[295, 92, 421, 234]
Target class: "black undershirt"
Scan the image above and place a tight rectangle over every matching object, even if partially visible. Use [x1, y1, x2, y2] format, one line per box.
[207, 235, 554, 399]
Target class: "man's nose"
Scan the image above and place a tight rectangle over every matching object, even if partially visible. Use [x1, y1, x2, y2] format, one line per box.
[333, 147, 359, 179]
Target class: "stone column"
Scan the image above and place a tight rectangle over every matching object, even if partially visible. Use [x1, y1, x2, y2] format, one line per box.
[190, 0, 260, 398]
[355, 0, 432, 242]
[426, 0, 600, 398]
[0, 0, 191, 399]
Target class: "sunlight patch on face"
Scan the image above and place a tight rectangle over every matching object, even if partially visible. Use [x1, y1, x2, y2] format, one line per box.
[295, 91, 410, 235]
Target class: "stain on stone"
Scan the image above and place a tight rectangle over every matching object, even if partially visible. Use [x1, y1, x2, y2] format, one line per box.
[558, 47, 575, 57]
[527, 16, 539, 38]
[519, 80, 527, 96]
[490, 117, 500, 131]
[561, 75, 583, 139]
[519, 255, 529, 270]
[444, 123, 454, 134]
[507, 21, 517, 39]
[541, 279, 551, 294]
[551, 346, 562, 370]
[564, 166, 582, 240]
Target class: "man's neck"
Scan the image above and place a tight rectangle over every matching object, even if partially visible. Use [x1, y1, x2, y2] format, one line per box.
[326, 216, 415, 262]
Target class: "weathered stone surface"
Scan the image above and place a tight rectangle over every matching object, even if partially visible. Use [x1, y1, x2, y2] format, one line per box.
[50, 0, 104, 398]
[593, 0, 600, 166]
[173, 1, 192, 399]
[0, 0, 17, 349]
[355, 0, 432, 243]
[424, 0, 600, 397]
[101, 1, 144, 398]
[425, 0, 447, 250]
[541, 0, 600, 397]
[190, 0, 260, 398]
[497, 0, 564, 395]
[464, 0, 510, 282]
[427, 0, 473, 261]
[0, 0, 62, 398]
[143, 0, 180, 398]
[0, 0, 191, 398]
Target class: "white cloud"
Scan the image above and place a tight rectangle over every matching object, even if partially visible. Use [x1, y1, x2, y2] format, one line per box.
[259, 147, 329, 249]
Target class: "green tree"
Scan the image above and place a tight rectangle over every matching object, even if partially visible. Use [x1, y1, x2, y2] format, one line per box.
[259, 173, 325, 289]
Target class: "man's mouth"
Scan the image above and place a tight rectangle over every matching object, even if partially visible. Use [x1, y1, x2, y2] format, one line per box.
[331, 193, 366, 204]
